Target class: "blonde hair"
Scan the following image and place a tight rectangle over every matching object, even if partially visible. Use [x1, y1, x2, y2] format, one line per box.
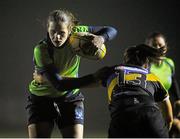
[47, 9, 79, 31]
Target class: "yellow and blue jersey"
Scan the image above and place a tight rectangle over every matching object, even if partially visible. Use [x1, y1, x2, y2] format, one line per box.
[103, 65, 169, 103]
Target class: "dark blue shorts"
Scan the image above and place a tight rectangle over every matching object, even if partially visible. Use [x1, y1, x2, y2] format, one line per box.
[108, 104, 169, 138]
[26, 93, 84, 129]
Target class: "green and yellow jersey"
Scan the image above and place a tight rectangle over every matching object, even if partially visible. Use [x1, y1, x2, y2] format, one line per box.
[150, 57, 174, 91]
[29, 25, 117, 97]
[29, 40, 80, 97]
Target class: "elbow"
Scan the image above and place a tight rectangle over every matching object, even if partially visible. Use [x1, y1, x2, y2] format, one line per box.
[110, 26, 118, 36]
[106, 26, 118, 41]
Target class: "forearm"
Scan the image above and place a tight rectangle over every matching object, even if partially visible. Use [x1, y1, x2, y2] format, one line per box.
[44, 71, 98, 92]
[55, 74, 99, 91]
[88, 26, 117, 41]
[160, 97, 173, 130]
[37, 64, 100, 91]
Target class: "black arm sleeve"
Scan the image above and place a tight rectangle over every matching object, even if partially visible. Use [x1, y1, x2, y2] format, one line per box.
[169, 75, 180, 101]
[41, 64, 96, 91]
[88, 26, 117, 41]
[99, 65, 117, 87]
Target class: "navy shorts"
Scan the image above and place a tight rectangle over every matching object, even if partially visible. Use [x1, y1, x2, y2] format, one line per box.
[108, 105, 169, 138]
[26, 93, 84, 129]
[108, 95, 169, 137]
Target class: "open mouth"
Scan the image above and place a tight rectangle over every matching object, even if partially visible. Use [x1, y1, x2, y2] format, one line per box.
[54, 41, 61, 44]
[55, 40, 61, 43]
[53, 41, 63, 47]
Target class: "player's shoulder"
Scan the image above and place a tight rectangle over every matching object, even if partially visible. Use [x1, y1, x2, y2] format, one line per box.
[147, 73, 161, 82]
[147, 72, 168, 90]
[34, 40, 48, 53]
[164, 57, 175, 68]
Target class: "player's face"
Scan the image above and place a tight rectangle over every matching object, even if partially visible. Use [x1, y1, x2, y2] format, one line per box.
[154, 37, 166, 48]
[151, 36, 167, 64]
[151, 36, 166, 49]
[48, 21, 70, 47]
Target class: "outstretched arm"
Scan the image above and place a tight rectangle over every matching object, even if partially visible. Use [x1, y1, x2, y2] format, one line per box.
[34, 66, 114, 91]
[35, 64, 101, 92]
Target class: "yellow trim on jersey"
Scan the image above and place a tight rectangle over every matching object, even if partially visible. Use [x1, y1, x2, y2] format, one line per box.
[147, 73, 168, 94]
[108, 78, 117, 102]
[108, 74, 141, 102]
[147, 73, 160, 82]
[107, 73, 146, 102]
[125, 73, 141, 81]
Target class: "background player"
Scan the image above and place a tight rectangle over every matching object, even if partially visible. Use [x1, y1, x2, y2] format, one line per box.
[145, 32, 180, 137]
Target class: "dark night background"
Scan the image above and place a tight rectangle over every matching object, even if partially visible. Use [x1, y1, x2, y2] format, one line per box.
[0, 0, 179, 137]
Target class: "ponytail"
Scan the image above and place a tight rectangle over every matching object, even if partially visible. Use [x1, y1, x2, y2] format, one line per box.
[124, 44, 165, 66]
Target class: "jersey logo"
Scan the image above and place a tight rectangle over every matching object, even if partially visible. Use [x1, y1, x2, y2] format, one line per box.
[75, 107, 84, 120]
[134, 97, 140, 104]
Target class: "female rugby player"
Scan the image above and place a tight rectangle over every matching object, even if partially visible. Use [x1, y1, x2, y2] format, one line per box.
[145, 32, 180, 137]
[27, 9, 117, 138]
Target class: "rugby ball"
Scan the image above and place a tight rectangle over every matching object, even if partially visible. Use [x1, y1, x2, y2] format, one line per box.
[69, 33, 106, 60]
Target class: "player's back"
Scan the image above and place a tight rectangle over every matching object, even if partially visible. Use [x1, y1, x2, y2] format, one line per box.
[107, 65, 152, 100]
[105, 65, 168, 105]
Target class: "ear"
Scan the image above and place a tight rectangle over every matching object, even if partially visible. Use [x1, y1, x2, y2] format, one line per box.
[68, 25, 73, 35]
